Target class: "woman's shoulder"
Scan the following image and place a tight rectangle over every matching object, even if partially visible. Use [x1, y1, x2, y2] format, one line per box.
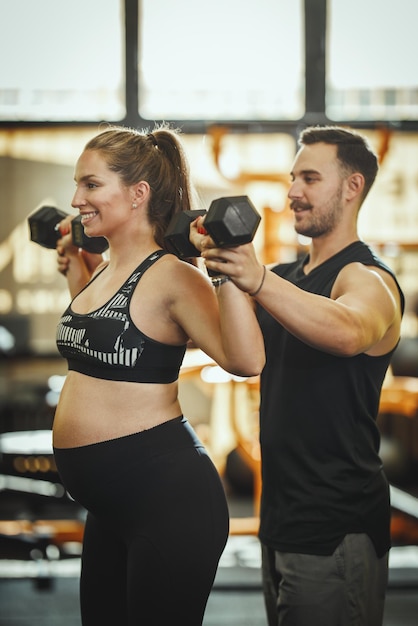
[151, 254, 213, 306]
[158, 252, 209, 282]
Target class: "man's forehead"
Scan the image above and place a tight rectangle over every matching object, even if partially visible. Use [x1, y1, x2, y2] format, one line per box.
[291, 142, 338, 174]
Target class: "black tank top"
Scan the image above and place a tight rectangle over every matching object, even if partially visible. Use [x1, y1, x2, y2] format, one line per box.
[257, 241, 405, 557]
[56, 250, 187, 383]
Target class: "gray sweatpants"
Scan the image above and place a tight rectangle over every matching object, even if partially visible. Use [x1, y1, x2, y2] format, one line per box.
[261, 533, 388, 626]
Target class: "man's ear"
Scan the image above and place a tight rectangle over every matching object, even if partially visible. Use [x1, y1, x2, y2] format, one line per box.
[346, 173, 365, 200]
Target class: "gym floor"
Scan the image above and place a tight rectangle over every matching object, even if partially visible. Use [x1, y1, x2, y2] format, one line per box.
[0, 495, 417, 626]
[0, 551, 417, 626]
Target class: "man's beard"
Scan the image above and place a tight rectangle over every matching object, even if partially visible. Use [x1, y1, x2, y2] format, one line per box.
[292, 184, 344, 239]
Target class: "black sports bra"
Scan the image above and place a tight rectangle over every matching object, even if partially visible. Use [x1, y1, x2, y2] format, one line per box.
[56, 250, 187, 383]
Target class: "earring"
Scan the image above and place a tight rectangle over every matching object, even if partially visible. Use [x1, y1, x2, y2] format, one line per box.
[132, 202, 137, 209]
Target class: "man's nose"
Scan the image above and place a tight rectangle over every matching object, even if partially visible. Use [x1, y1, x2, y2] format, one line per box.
[288, 180, 302, 200]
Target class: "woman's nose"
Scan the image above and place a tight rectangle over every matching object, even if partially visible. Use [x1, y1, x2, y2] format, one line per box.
[71, 189, 85, 209]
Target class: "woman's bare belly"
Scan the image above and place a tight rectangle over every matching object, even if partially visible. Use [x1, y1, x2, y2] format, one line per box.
[52, 371, 182, 448]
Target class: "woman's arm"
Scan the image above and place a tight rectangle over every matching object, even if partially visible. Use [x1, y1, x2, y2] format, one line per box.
[168, 260, 265, 378]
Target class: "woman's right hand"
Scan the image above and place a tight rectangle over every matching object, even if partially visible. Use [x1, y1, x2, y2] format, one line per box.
[55, 215, 105, 295]
[57, 242, 71, 276]
[56, 216, 78, 276]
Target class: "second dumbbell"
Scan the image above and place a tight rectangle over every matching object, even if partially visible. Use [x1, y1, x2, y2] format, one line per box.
[28, 205, 109, 254]
[164, 195, 261, 259]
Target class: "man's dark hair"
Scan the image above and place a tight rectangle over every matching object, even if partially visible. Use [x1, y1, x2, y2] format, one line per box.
[299, 126, 379, 202]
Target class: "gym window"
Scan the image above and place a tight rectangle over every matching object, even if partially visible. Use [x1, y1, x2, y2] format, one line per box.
[326, 0, 418, 122]
[1, 0, 417, 131]
[0, 0, 125, 122]
[138, 0, 304, 121]
[0, 0, 303, 124]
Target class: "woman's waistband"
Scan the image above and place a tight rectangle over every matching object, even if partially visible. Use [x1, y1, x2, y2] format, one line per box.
[53, 416, 204, 461]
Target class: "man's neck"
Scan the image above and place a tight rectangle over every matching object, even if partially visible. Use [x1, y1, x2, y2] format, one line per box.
[304, 232, 359, 274]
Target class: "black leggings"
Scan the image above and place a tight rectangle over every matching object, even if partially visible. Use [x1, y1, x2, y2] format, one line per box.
[54, 417, 229, 625]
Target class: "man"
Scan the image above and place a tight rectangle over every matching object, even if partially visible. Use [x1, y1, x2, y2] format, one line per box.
[194, 126, 404, 626]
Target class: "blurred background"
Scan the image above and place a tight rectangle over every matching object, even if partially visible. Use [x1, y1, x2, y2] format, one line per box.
[0, 1, 418, 624]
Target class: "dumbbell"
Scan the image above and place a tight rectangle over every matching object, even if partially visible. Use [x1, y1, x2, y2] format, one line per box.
[28, 206, 109, 254]
[164, 195, 261, 259]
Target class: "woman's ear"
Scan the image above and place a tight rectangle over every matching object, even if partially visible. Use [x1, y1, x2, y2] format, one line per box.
[132, 180, 151, 206]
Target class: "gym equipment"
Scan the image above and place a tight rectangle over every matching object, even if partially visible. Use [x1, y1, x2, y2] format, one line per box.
[164, 195, 261, 259]
[28, 206, 109, 254]
[164, 209, 206, 258]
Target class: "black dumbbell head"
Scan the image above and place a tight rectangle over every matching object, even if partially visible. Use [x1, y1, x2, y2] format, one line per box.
[28, 206, 68, 249]
[71, 215, 109, 254]
[204, 196, 261, 246]
[164, 209, 207, 258]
